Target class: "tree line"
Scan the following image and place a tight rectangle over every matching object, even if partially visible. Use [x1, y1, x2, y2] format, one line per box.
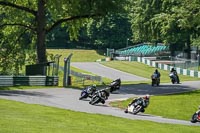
[0, 0, 200, 75]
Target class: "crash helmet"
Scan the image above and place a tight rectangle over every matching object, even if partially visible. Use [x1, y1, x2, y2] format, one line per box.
[144, 94, 150, 100]
[87, 84, 96, 92]
[92, 84, 96, 88]
[91, 84, 96, 90]
[155, 69, 158, 73]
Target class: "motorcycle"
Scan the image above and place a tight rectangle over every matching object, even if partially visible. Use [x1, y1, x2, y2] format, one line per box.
[191, 106, 200, 123]
[169, 72, 179, 84]
[124, 99, 145, 115]
[151, 74, 160, 86]
[109, 78, 121, 93]
[79, 85, 96, 100]
[89, 89, 110, 105]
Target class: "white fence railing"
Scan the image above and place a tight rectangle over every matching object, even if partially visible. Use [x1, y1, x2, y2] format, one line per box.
[129, 56, 200, 78]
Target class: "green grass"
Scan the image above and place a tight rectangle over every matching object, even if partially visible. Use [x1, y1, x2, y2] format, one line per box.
[1, 49, 200, 132]
[47, 49, 110, 88]
[101, 61, 199, 83]
[47, 49, 199, 86]
[58, 66, 112, 89]
[110, 89, 200, 121]
[0, 99, 199, 133]
[47, 49, 106, 66]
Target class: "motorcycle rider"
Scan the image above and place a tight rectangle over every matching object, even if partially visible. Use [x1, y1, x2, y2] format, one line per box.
[87, 84, 97, 95]
[109, 78, 121, 93]
[191, 105, 200, 123]
[90, 88, 110, 104]
[125, 94, 150, 113]
[155, 69, 161, 78]
[196, 105, 200, 116]
[100, 89, 110, 102]
[170, 68, 180, 83]
[151, 69, 161, 82]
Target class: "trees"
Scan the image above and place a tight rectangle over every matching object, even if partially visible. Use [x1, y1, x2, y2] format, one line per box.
[86, 13, 132, 49]
[128, 0, 200, 58]
[46, 13, 132, 50]
[0, 0, 125, 64]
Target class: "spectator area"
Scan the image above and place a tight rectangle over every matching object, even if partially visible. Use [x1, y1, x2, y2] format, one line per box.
[115, 44, 169, 56]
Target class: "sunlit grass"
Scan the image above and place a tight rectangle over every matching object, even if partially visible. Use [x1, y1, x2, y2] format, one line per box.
[101, 61, 199, 83]
[47, 49, 106, 66]
[0, 99, 199, 133]
[110, 89, 200, 121]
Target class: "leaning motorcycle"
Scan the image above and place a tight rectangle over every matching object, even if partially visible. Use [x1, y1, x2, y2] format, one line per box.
[169, 72, 179, 84]
[109, 78, 121, 93]
[151, 74, 160, 86]
[124, 100, 144, 115]
[191, 106, 200, 123]
[89, 89, 109, 105]
[79, 85, 96, 100]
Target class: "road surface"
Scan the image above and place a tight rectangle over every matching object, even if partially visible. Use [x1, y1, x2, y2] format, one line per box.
[0, 62, 200, 126]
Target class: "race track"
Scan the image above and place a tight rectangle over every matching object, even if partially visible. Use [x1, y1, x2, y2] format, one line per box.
[0, 62, 200, 126]
[0, 82, 200, 126]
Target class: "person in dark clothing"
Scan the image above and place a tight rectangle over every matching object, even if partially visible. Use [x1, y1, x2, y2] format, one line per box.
[125, 95, 150, 113]
[170, 68, 180, 83]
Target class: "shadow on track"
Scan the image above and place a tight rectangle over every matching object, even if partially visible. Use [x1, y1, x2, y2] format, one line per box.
[116, 83, 198, 96]
[0, 90, 52, 97]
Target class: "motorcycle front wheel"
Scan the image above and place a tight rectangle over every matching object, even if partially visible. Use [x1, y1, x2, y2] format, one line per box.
[133, 105, 143, 115]
[79, 92, 87, 100]
[190, 114, 198, 123]
[89, 96, 100, 105]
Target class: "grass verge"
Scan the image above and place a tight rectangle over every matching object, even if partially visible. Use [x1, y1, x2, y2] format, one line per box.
[110, 90, 200, 121]
[0, 99, 199, 133]
[101, 61, 199, 83]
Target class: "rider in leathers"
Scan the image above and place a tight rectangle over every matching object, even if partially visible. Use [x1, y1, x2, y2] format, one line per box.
[127, 95, 150, 113]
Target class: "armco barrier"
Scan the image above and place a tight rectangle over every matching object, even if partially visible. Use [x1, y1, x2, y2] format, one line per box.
[71, 70, 102, 84]
[0, 76, 59, 86]
[130, 56, 200, 78]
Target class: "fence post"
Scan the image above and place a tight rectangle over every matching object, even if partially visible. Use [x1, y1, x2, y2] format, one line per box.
[63, 53, 73, 87]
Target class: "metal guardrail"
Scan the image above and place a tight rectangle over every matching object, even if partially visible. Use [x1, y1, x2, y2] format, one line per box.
[0, 76, 59, 86]
[70, 70, 102, 83]
[59, 66, 102, 85]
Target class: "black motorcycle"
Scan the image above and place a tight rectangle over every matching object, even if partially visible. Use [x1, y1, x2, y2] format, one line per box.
[109, 78, 121, 93]
[169, 72, 179, 84]
[151, 74, 160, 86]
[79, 85, 96, 100]
[191, 106, 200, 123]
[89, 89, 110, 105]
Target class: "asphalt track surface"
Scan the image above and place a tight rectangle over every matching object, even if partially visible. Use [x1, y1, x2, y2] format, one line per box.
[71, 62, 148, 81]
[0, 62, 200, 126]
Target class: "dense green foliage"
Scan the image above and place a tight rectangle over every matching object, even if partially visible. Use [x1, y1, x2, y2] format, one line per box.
[1, 0, 200, 74]
[0, 0, 125, 74]
[128, 0, 200, 57]
[47, 14, 132, 49]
